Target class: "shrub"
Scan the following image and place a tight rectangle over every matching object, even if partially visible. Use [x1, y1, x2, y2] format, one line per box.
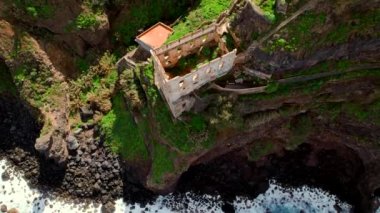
[13, 0, 54, 18]
[265, 81, 279, 93]
[253, 0, 276, 22]
[75, 11, 100, 30]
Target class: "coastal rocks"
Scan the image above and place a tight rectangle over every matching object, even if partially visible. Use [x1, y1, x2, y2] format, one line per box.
[80, 106, 94, 122]
[1, 171, 9, 181]
[0, 93, 127, 207]
[0, 19, 71, 166]
[6, 208, 18, 213]
[100, 202, 115, 213]
[66, 135, 79, 150]
[35, 128, 69, 165]
[0, 204, 6, 212]
[60, 128, 124, 204]
[35, 132, 53, 155]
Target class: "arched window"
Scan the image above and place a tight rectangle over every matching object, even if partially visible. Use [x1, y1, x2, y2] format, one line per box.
[179, 80, 184, 89]
[193, 74, 199, 83]
[219, 61, 224, 69]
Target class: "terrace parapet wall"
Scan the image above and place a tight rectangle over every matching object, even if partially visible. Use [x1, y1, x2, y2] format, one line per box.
[155, 24, 219, 68]
[154, 50, 237, 102]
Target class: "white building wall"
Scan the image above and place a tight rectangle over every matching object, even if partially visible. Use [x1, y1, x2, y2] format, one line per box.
[150, 21, 238, 118]
[152, 48, 237, 118]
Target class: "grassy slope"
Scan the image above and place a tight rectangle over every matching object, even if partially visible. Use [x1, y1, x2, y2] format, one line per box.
[264, 7, 380, 53]
[167, 0, 233, 42]
[151, 141, 176, 184]
[100, 93, 149, 160]
[252, 0, 276, 22]
[142, 63, 215, 153]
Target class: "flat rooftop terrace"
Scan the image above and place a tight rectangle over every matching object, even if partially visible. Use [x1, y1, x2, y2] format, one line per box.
[136, 22, 173, 49]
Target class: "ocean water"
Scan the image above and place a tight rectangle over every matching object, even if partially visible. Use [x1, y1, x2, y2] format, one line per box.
[0, 159, 353, 213]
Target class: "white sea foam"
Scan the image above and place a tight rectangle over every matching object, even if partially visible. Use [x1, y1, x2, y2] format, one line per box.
[234, 180, 352, 212]
[0, 159, 352, 212]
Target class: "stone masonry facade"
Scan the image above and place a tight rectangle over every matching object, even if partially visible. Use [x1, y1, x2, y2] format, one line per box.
[151, 23, 237, 118]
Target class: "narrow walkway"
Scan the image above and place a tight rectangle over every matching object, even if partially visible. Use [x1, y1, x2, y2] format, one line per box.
[211, 64, 380, 95]
[210, 83, 267, 95]
[278, 64, 380, 84]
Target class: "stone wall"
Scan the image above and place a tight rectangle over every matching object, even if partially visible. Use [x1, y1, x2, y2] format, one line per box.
[153, 48, 237, 117]
[116, 56, 136, 72]
[148, 20, 239, 118]
[155, 24, 219, 68]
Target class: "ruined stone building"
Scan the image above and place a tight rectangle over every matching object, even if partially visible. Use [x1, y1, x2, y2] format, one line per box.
[151, 23, 237, 118]
[117, 21, 237, 118]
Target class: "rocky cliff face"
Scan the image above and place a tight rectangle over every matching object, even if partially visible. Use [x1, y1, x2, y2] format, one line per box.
[1, 0, 111, 56]
[0, 0, 379, 211]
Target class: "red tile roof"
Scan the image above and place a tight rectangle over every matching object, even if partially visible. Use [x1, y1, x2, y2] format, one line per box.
[136, 22, 173, 49]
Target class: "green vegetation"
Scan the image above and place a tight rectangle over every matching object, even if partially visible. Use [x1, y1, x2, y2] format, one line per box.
[150, 142, 176, 184]
[324, 9, 380, 45]
[264, 81, 279, 93]
[166, 46, 220, 77]
[167, 0, 233, 42]
[252, 0, 276, 22]
[269, 8, 380, 53]
[140, 63, 215, 152]
[242, 66, 380, 102]
[74, 11, 101, 30]
[284, 60, 352, 78]
[75, 58, 91, 73]
[100, 93, 149, 160]
[12, 63, 60, 108]
[119, 68, 145, 110]
[70, 52, 118, 113]
[266, 37, 297, 53]
[224, 33, 236, 51]
[249, 140, 275, 161]
[317, 99, 380, 127]
[287, 115, 312, 150]
[342, 101, 380, 126]
[269, 11, 326, 52]
[13, 0, 55, 18]
[115, 0, 190, 45]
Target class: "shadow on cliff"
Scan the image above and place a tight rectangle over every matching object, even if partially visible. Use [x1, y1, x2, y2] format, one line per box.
[0, 61, 66, 189]
[175, 142, 366, 212]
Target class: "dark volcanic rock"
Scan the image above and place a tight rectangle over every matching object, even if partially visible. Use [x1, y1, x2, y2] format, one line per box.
[101, 201, 115, 213]
[0, 204, 7, 212]
[66, 135, 79, 151]
[1, 170, 10, 181]
[221, 202, 235, 213]
[80, 106, 94, 122]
